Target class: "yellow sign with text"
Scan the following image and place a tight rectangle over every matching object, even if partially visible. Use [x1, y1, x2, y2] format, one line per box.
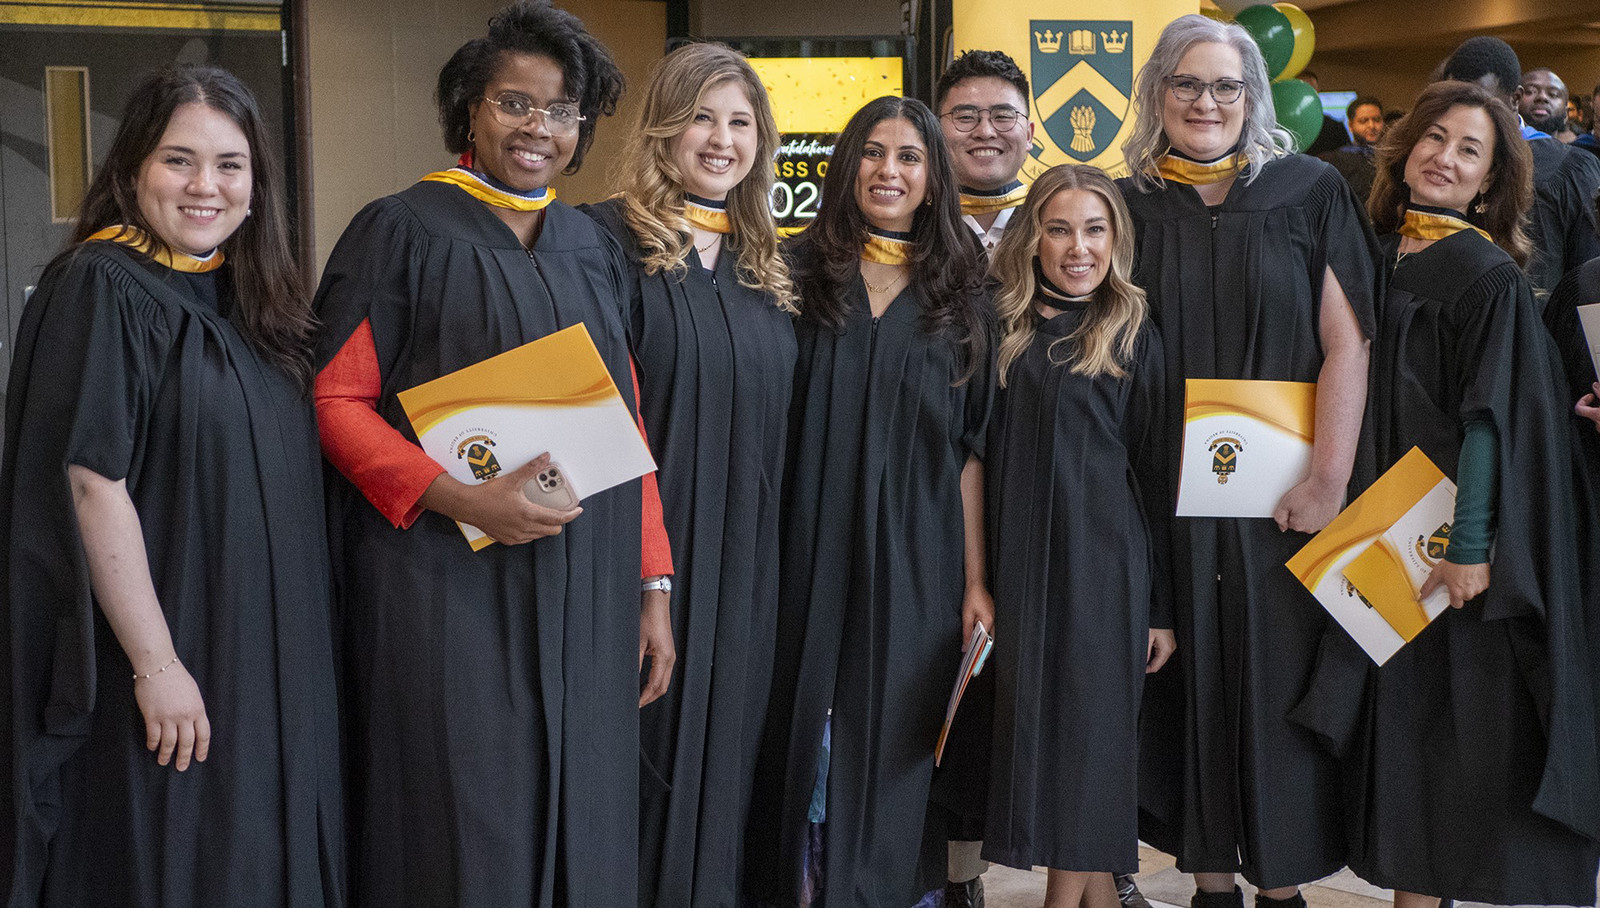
[953, 0, 1196, 180]
[750, 56, 904, 233]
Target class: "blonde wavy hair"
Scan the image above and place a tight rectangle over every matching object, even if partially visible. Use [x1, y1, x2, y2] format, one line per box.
[993, 164, 1147, 385]
[613, 42, 794, 311]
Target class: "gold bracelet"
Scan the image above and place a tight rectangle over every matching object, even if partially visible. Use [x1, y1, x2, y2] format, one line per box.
[132, 655, 180, 681]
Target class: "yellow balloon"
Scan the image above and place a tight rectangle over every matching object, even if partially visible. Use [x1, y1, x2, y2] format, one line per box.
[1273, 2, 1315, 82]
[1200, 6, 1232, 22]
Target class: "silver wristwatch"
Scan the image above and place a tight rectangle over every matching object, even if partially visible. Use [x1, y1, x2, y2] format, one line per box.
[641, 576, 672, 595]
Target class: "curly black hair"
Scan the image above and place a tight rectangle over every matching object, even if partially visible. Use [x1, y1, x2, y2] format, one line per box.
[1441, 36, 1521, 99]
[934, 49, 1030, 114]
[436, 0, 625, 174]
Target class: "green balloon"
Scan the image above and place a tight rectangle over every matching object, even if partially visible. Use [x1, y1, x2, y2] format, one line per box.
[1236, 4, 1295, 79]
[1272, 79, 1323, 152]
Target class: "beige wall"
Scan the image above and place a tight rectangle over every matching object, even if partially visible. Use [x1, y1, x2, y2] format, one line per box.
[688, 0, 901, 38]
[559, 0, 669, 205]
[305, 0, 667, 272]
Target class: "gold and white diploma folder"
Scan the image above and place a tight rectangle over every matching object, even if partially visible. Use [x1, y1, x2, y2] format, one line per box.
[1287, 447, 1457, 665]
[1175, 379, 1316, 518]
[396, 323, 657, 551]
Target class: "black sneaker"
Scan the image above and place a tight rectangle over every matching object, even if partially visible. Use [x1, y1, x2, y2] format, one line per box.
[944, 876, 984, 908]
[1115, 874, 1153, 908]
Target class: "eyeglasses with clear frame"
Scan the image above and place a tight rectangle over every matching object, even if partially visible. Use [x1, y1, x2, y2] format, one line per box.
[480, 93, 586, 135]
[940, 106, 1026, 133]
[1165, 76, 1246, 105]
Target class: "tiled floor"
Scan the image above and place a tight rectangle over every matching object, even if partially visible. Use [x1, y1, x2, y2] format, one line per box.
[981, 846, 1600, 908]
[982, 846, 1394, 908]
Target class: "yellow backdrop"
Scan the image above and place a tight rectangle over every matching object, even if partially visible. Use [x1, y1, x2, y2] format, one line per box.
[953, 0, 1196, 179]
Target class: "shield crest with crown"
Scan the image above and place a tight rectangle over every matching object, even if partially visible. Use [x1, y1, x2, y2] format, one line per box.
[1029, 20, 1133, 163]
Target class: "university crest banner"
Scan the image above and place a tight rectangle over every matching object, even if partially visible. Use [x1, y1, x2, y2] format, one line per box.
[953, 0, 1195, 179]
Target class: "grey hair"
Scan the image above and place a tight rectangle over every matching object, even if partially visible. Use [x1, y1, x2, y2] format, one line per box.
[1122, 14, 1294, 191]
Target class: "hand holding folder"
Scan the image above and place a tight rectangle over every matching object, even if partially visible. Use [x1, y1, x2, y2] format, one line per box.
[935, 622, 994, 766]
[397, 324, 657, 550]
[1287, 447, 1457, 665]
[1175, 379, 1316, 519]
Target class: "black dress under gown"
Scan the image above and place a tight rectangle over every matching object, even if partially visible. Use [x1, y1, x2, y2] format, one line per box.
[1, 242, 344, 906]
[313, 182, 643, 908]
[583, 199, 797, 908]
[981, 305, 1170, 874]
[745, 236, 994, 907]
[1346, 230, 1600, 905]
[1118, 154, 1381, 887]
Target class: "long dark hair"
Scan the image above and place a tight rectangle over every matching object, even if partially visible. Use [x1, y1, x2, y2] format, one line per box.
[1368, 80, 1532, 267]
[795, 96, 986, 379]
[437, 0, 625, 174]
[73, 64, 313, 387]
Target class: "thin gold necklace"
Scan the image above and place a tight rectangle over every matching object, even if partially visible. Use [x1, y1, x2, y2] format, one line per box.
[696, 235, 721, 255]
[865, 274, 904, 294]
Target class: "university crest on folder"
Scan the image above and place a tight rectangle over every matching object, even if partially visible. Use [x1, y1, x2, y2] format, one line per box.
[1419, 523, 1451, 563]
[1030, 20, 1132, 164]
[458, 435, 502, 481]
[1209, 437, 1241, 484]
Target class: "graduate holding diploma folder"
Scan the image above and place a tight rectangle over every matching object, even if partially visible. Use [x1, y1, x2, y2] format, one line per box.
[394, 323, 658, 551]
[310, 3, 674, 904]
[1116, 15, 1380, 900]
[745, 96, 994, 908]
[1337, 79, 1600, 907]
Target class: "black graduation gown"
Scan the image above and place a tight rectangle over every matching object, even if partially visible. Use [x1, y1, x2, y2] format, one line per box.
[1117, 154, 1381, 887]
[1544, 262, 1600, 703]
[1527, 136, 1600, 297]
[582, 200, 797, 908]
[1304, 115, 1352, 157]
[1, 243, 343, 906]
[981, 307, 1169, 873]
[1317, 147, 1376, 204]
[312, 183, 643, 908]
[1348, 230, 1600, 905]
[746, 238, 994, 907]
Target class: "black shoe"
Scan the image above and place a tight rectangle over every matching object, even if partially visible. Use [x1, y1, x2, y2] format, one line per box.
[1115, 874, 1153, 908]
[1254, 892, 1306, 908]
[944, 876, 984, 908]
[1191, 886, 1245, 908]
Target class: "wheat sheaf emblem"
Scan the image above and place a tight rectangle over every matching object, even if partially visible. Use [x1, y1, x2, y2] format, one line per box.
[1070, 106, 1096, 153]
